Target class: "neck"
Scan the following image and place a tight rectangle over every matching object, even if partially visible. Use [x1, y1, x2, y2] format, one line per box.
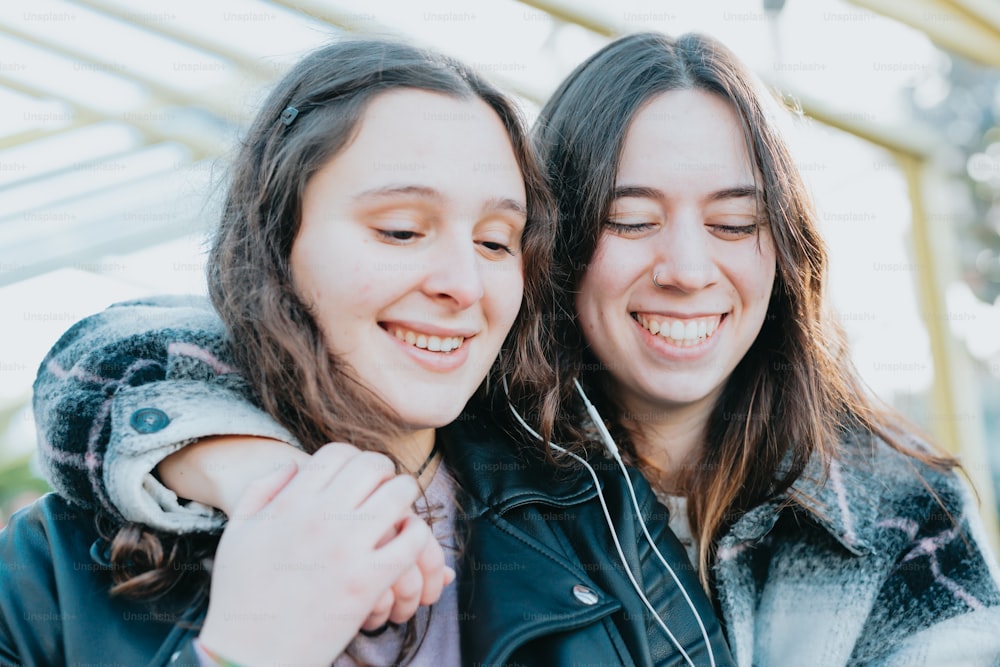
[388, 427, 437, 478]
[622, 396, 715, 495]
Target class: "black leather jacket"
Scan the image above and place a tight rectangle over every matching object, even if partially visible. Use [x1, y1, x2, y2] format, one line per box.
[0, 415, 733, 666]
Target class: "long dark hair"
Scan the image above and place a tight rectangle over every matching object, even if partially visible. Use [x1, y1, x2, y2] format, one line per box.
[534, 32, 954, 585]
[104, 37, 558, 623]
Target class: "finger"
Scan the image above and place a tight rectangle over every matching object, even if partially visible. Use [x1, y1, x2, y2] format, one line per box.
[356, 475, 421, 534]
[278, 442, 362, 498]
[374, 522, 401, 550]
[326, 451, 400, 508]
[360, 589, 394, 632]
[414, 538, 447, 606]
[227, 462, 299, 521]
[373, 514, 432, 578]
[386, 565, 424, 625]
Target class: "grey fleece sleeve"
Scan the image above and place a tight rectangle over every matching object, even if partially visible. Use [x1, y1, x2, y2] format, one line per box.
[32, 295, 298, 533]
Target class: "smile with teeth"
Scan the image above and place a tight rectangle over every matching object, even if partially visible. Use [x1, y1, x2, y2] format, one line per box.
[387, 325, 465, 353]
[634, 313, 723, 347]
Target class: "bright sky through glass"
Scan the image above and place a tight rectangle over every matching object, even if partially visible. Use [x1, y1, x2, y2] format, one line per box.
[1, 0, 997, 440]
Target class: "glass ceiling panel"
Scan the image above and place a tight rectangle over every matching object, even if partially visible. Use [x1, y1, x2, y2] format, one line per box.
[0, 121, 140, 191]
[0, 0, 231, 94]
[0, 88, 73, 139]
[0, 142, 191, 221]
[0, 31, 148, 114]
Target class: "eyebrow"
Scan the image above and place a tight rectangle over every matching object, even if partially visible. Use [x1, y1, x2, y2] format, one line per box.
[707, 185, 759, 202]
[353, 185, 526, 217]
[612, 185, 760, 202]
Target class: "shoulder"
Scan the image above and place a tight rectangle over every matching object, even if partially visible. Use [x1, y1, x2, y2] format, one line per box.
[833, 434, 1000, 662]
[37, 295, 226, 380]
[837, 432, 976, 545]
[31, 297, 252, 515]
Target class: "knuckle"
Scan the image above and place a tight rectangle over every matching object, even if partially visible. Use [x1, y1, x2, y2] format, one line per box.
[358, 451, 398, 476]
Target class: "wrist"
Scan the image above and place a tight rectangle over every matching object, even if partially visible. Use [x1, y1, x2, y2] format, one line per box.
[158, 436, 306, 515]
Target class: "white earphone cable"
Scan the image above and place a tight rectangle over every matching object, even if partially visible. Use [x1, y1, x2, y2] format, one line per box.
[573, 379, 717, 667]
[504, 403, 699, 667]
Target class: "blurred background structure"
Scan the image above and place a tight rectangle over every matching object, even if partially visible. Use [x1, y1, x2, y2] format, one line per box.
[1, 0, 999, 552]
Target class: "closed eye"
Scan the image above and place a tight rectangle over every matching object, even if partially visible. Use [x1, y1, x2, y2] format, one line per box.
[376, 229, 421, 243]
[605, 220, 656, 235]
[710, 224, 757, 238]
[479, 240, 515, 256]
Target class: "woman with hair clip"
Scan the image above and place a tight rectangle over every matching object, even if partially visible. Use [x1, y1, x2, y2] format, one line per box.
[1, 38, 732, 667]
[535, 31, 1000, 666]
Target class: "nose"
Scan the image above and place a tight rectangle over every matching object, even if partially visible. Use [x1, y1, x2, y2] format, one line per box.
[422, 230, 485, 309]
[653, 213, 718, 292]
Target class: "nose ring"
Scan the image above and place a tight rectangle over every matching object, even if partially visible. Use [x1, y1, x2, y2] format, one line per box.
[652, 272, 667, 289]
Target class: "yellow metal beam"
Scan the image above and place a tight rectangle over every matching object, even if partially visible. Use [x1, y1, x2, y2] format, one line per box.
[771, 86, 940, 160]
[848, 0, 1000, 68]
[265, 0, 370, 33]
[514, 0, 619, 37]
[942, 0, 1000, 40]
[899, 153, 1000, 553]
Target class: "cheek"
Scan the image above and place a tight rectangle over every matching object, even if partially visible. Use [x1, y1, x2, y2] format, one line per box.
[575, 244, 625, 322]
[738, 243, 777, 314]
[488, 265, 525, 331]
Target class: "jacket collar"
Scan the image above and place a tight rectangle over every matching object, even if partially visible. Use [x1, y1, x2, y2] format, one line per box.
[438, 415, 622, 666]
[438, 415, 600, 518]
[726, 437, 883, 556]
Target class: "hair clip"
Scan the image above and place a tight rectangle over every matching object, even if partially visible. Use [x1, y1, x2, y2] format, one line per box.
[279, 106, 299, 126]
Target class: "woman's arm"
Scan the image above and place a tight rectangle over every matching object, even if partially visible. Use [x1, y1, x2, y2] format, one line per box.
[32, 297, 452, 633]
[32, 295, 301, 532]
[157, 434, 308, 516]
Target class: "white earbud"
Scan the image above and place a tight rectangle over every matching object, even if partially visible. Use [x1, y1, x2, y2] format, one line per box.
[503, 377, 716, 667]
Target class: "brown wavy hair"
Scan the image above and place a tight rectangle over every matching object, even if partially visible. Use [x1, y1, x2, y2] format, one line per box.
[103, 37, 558, 624]
[533, 32, 955, 587]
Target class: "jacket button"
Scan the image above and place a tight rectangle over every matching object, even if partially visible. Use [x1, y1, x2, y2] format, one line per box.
[130, 408, 170, 434]
[572, 584, 599, 605]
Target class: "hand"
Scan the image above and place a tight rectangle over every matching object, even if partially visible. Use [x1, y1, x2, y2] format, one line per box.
[198, 443, 434, 667]
[360, 531, 455, 631]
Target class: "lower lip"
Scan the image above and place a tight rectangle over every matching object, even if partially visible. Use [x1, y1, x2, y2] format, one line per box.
[384, 329, 471, 372]
[633, 314, 726, 361]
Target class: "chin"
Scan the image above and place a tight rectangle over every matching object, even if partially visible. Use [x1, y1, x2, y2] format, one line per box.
[400, 404, 464, 431]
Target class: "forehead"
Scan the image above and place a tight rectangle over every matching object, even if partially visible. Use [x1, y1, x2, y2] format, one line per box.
[351, 89, 512, 162]
[616, 89, 753, 190]
[314, 89, 526, 204]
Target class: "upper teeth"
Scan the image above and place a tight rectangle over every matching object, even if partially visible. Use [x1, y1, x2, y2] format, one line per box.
[636, 314, 720, 346]
[389, 326, 464, 353]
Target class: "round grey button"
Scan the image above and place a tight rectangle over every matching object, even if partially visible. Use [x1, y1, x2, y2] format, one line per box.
[130, 408, 170, 434]
[572, 584, 599, 605]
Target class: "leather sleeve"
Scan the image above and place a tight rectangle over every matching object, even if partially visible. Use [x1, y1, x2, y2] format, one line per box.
[0, 494, 206, 665]
[32, 296, 298, 532]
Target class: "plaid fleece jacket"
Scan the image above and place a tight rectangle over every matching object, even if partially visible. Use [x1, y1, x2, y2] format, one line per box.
[31, 297, 1000, 666]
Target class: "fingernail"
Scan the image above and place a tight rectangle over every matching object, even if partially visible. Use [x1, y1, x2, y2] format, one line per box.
[444, 566, 456, 585]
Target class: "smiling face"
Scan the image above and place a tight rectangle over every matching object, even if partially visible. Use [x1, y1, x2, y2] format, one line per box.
[575, 89, 777, 422]
[291, 90, 526, 437]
